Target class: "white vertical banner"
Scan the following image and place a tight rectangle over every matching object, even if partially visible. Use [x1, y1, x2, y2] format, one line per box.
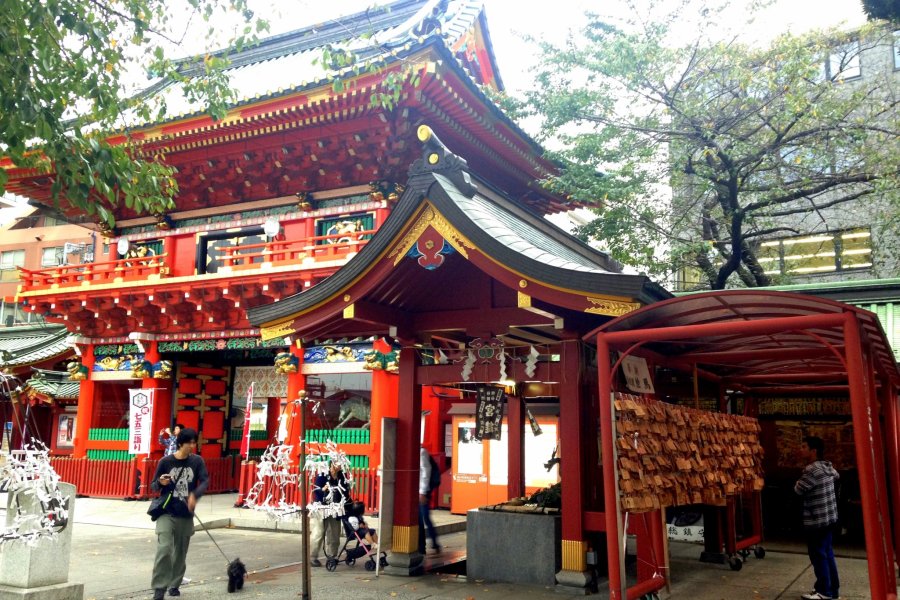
[128, 389, 155, 454]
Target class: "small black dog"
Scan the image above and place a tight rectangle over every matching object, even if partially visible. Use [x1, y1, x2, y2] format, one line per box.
[227, 558, 247, 593]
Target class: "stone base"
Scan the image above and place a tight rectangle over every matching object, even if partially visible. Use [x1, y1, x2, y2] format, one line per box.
[467, 509, 561, 586]
[554, 569, 593, 595]
[383, 551, 424, 576]
[0, 581, 84, 600]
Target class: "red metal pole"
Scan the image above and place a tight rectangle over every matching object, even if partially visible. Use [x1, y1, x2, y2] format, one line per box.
[884, 384, 900, 572]
[844, 312, 888, 600]
[865, 357, 896, 593]
[596, 334, 625, 600]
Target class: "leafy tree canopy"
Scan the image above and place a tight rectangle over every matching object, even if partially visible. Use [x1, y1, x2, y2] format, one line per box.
[862, 0, 900, 22]
[524, 0, 899, 289]
[0, 0, 268, 227]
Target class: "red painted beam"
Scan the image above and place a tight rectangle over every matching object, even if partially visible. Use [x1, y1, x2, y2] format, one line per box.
[600, 313, 846, 346]
[727, 372, 848, 383]
[686, 347, 843, 363]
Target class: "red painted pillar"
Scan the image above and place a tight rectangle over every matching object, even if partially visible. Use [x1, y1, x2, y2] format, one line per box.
[389, 345, 423, 572]
[506, 393, 524, 500]
[284, 341, 306, 460]
[73, 344, 95, 459]
[597, 334, 625, 600]
[370, 337, 399, 471]
[558, 339, 589, 585]
[843, 312, 888, 600]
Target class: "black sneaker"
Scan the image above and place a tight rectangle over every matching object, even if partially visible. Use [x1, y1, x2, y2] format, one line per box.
[310, 559, 322, 567]
[153, 590, 165, 600]
[168, 588, 181, 597]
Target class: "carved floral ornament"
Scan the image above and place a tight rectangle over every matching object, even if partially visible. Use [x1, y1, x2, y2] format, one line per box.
[388, 203, 473, 267]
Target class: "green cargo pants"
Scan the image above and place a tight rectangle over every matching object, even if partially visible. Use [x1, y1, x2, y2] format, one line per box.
[151, 514, 195, 590]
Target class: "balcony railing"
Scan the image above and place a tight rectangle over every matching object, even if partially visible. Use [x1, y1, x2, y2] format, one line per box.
[17, 229, 375, 294]
[18, 254, 169, 292]
[217, 229, 374, 271]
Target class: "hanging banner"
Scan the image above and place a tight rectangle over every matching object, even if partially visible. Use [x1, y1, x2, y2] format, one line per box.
[240, 382, 255, 460]
[128, 389, 155, 454]
[475, 385, 504, 441]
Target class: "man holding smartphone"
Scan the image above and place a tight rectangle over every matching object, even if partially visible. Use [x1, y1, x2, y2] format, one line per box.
[149, 428, 209, 600]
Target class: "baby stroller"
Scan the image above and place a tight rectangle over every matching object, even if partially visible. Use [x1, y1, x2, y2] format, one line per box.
[325, 501, 388, 572]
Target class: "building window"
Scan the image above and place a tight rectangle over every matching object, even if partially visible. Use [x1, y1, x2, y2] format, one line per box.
[756, 228, 872, 276]
[41, 215, 66, 227]
[825, 40, 861, 80]
[0, 250, 24, 281]
[41, 246, 65, 267]
[894, 30, 900, 70]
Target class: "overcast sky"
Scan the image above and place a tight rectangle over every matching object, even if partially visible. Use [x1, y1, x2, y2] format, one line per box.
[239, 0, 867, 100]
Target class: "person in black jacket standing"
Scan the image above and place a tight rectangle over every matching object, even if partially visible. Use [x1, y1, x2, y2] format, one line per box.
[150, 428, 209, 600]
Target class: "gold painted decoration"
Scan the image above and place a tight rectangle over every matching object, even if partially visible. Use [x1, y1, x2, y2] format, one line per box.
[388, 203, 473, 266]
[132, 360, 152, 378]
[154, 360, 174, 379]
[584, 296, 640, 317]
[391, 524, 419, 554]
[517, 291, 531, 308]
[362, 349, 399, 374]
[561, 539, 587, 572]
[66, 361, 88, 381]
[260, 319, 296, 341]
[274, 352, 299, 374]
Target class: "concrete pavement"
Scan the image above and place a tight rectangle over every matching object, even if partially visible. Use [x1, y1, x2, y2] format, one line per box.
[34, 493, 896, 599]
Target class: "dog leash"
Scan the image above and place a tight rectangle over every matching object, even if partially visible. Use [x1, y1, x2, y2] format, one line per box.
[193, 512, 233, 565]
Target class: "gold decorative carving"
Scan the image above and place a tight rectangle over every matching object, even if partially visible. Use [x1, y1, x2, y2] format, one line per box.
[584, 297, 640, 317]
[343, 294, 351, 302]
[561, 539, 587, 572]
[260, 319, 296, 341]
[388, 203, 473, 266]
[517, 292, 531, 308]
[519, 279, 528, 288]
[343, 304, 355, 319]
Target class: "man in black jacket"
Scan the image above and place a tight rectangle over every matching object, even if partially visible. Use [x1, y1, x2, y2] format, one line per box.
[150, 428, 209, 600]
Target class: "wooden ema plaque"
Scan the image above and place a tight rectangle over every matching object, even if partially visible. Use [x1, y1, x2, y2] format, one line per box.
[614, 393, 764, 513]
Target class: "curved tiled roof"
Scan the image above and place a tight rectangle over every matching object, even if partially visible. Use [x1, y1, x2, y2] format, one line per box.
[0, 325, 73, 369]
[247, 129, 670, 328]
[24, 368, 80, 400]
[134, 0, 498, 127]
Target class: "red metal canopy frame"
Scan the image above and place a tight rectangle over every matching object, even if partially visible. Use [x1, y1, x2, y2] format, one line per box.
[588, 290, 900, 600]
